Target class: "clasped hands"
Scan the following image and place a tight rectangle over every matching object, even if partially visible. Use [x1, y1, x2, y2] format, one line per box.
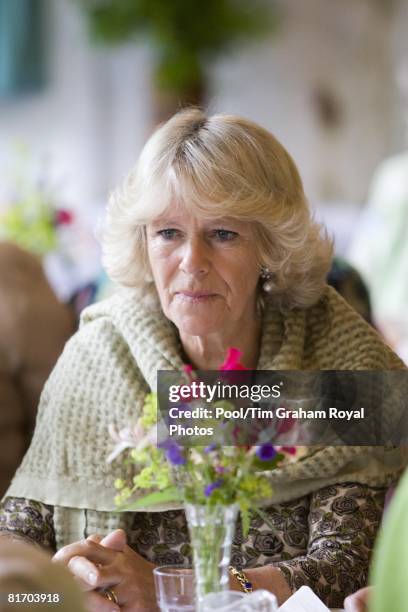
[53, 531, 371, 612]
[53, 529, 158, 612]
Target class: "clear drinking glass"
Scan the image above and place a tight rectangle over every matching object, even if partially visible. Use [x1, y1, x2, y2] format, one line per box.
[201, 589, 279, 611]
[153, 565, 195, 612]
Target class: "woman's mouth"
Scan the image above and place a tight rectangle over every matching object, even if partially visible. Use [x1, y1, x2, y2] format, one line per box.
[175, 291, 217, 303]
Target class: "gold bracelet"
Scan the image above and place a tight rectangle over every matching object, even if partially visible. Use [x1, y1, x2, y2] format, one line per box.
[229, 565, 253, 593]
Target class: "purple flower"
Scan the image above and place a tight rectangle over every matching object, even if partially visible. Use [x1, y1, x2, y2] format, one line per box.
[215, 465, 227, 474]
[159, 440, 186, 465]
[256, 443, 277, 461]
[158, 439, 172, 450]
[204, 444, 217, 453]
[167, 445, 186, 465]
[204, 479, 223, 497]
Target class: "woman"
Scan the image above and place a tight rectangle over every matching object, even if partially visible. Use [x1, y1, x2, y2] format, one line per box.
[0, 109, 405, 611]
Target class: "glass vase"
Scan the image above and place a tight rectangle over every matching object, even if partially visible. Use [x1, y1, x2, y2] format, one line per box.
[184, 502, 239, 611]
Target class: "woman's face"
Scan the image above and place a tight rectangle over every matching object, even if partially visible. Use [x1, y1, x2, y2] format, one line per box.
[146, 203, 261, 336]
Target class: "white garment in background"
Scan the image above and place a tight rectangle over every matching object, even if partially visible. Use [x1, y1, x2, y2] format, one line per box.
[348, 152, 408, 363]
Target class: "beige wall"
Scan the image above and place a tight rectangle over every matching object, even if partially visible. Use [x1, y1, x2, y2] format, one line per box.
[0, 0, 407, 210]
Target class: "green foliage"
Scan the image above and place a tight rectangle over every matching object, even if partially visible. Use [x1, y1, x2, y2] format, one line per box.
[252, 452, 284, 471]
[140, 393, 158, 428]
[0, 144, 67, 256]
[118, 486, 183, 511]
[120, 439, 276, 536]
[77, 0, 279, 92]
[0, 187, 57, 255]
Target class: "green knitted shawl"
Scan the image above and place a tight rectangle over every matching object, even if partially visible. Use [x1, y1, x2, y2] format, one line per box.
[5, 285, 406, 548]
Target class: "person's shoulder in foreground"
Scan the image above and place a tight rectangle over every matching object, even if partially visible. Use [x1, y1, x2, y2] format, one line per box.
[0, 538, 86, 612]
[368, 466, 408, 612]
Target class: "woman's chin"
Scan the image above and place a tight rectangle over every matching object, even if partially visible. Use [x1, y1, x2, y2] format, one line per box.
[172, 314, 225, 337]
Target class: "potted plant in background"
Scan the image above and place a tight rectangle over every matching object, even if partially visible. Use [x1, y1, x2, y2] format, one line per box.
[0, 145, 101, 304]
[0, 146, 74, 257]
[76, 0, 279, 123]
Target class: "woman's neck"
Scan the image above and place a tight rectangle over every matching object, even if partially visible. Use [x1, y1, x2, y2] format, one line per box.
[179, 317, 262, 370]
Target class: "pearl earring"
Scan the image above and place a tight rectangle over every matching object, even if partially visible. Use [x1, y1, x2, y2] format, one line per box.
[260, 266, 273, 293]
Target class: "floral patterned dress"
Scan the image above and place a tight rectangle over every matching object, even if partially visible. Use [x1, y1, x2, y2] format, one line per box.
[0, 481, 386, 608]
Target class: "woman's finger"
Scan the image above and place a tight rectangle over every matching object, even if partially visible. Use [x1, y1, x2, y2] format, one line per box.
[344, 586, 371, 612]
[99, 529, 127, 551]
[66, 561, 99, 593]
[85, 590, 120, 612]
[68, 555, 124, 589]
[87, 534, 103, 544]
[67, 556, 100, 590]
[53, 539, 118, 566]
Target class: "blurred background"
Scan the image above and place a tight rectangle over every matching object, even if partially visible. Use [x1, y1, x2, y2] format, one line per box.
[1, 0, 408, 494]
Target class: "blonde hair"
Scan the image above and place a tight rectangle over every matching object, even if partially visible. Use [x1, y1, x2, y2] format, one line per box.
[102, 108, 332, 310]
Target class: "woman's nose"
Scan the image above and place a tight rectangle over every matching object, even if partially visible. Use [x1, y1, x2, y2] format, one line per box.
[179, 237, 210, 276]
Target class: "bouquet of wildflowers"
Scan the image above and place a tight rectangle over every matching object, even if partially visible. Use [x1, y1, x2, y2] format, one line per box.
[109, 348, 298, 534]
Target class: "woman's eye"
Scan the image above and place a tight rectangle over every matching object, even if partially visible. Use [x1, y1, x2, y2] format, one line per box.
[212, 229, 238, 242]
[157, 229, 180, 240]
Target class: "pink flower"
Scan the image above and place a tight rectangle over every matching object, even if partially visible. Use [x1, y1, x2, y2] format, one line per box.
[183, 364, 194, 379]
[55, 208, 74, 226]
[220, 347, 248, 370]
[278, 446, 297, 455]
[232, 425, 241, 440]
[276, 414, 295, 435]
